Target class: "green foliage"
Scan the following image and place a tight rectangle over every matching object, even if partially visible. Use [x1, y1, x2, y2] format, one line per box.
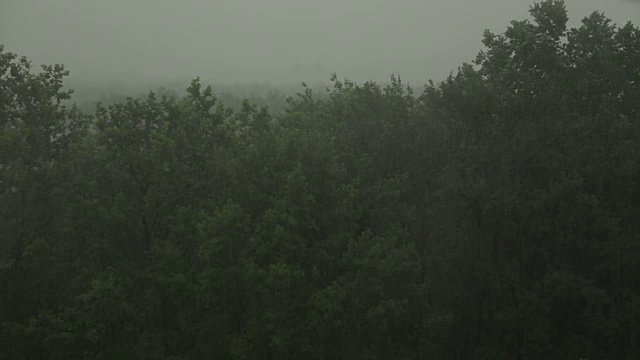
[1, 1, 640, 358]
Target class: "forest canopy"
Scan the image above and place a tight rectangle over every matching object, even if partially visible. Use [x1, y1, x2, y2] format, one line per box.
[1, 1, 639, 359]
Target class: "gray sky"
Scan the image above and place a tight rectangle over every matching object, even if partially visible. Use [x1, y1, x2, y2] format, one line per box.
[1, 0, 638, 86]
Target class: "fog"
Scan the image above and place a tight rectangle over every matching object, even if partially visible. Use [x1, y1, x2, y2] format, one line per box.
[1, 0, 638, 87]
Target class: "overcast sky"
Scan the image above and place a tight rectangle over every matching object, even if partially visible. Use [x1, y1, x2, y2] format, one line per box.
[1, 0, 638, 86]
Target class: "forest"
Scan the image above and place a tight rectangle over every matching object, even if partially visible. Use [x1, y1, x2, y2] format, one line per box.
[1, 1, 639, 359]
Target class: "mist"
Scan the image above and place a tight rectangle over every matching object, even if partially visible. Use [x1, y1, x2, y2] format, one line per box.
[1, 0, 638, 87]
[3, 2, 640, 358]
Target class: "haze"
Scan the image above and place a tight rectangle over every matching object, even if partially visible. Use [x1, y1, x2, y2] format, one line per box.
[1, 0, 638, 86]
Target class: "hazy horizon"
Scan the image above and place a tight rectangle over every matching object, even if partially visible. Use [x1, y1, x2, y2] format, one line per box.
[1, 0, 638, 87]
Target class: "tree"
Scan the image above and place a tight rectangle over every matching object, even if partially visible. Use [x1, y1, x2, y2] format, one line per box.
[2, 1, 640, 358]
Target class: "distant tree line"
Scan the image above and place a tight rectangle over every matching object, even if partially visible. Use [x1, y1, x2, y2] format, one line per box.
[1, 1, 639, 359]
[70, 83, 307, 115]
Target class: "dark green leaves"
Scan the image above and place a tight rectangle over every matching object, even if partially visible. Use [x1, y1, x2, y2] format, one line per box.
[2, 1, 640, 358]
